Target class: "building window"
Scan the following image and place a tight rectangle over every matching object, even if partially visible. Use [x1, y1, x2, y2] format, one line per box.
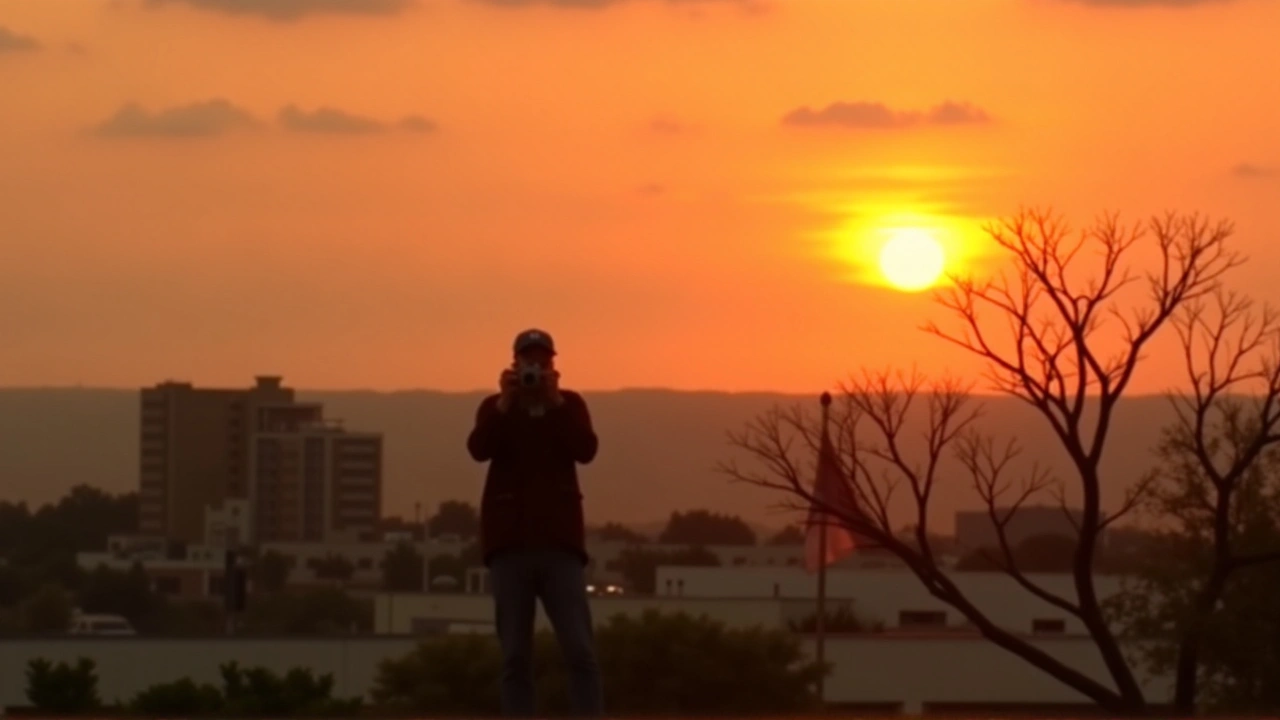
[898, 610, 947, 628]
[1032, 618, 1066, 634]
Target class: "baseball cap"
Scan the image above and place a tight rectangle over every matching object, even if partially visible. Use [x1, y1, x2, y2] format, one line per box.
[513, 328, 556, 355]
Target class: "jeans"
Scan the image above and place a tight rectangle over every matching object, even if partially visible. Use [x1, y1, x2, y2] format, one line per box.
[489, 548, 603, 717]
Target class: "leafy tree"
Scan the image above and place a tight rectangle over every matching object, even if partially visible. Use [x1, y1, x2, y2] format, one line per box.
[382, 542, 425, 592]
[0, 563, 26, 606]
[611, 545, 719, 594]
[372, 611, 821, 715]
[955, 533, 1079, 573]
[239, 587, 371, 636]
[723, 210, 1247, 716]
[658, 509, 756, 546]
[20, 583, 73, 633]
[25, 657, 100, 713]
[1, 486, 137, 566]
[1108, 359, 1280, 715]
[767, 524, 805, 546]
[427, 500, 479, 540]
[77, 562, 157, 625]
[458, 541, 483, 567]
[592, 521, 648, 544]
[309, 554, 355, 585]
[427, 553, 466, 590]
[253, 550, 292, 593]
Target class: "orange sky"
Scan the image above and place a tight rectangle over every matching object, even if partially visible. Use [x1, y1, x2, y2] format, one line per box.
[2, 0, 1278, 393]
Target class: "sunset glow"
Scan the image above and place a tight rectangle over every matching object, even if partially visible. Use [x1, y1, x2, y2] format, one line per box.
[0, 0, 1277, 393]
[878, 229, 946, 293]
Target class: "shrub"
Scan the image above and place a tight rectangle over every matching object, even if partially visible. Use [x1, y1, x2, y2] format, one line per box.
[24, 657, 101, 714]
[128, 677, 223, 716]
[372, 610, 822, 716]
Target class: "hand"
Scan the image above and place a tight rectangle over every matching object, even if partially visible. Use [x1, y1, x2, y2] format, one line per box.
[544, 369, 564, 407]
[496, 369, 518, 413]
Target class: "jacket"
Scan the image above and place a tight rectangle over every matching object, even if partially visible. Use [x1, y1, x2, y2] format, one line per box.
[466, 390, 598, 565]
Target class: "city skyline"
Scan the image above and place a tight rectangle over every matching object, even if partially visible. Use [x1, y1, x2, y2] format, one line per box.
[2, 0, 1278, 393]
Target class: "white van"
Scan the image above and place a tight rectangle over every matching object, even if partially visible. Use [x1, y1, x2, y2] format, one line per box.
[68, 613, 136, 636]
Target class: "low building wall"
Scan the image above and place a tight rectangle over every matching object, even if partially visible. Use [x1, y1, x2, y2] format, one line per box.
[373, 592, 814, 634]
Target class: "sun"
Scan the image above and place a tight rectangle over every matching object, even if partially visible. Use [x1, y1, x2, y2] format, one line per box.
[877, 228, 946, 292]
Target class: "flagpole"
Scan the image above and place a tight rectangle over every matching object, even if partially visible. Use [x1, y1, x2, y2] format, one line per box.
[815, 391, 832, 710]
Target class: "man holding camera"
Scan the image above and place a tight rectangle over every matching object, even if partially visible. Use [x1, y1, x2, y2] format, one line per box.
[466, 329, 603, 717]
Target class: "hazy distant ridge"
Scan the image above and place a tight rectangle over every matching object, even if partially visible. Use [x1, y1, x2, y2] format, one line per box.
[0, 388, 1173, 532]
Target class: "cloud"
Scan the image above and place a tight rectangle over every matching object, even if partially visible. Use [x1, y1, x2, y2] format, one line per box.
[143, 0, 415, 21]
[0, 26, 41, 53]
[637, 182, 665, 196]
[648, 117, 690, 135]
[473, 0, 754, 8]
[94, 99, 259, 137]
[1232, 163, 1278, 179]
[278, 105, 437, 135]
[279, 105, 383, 134]
[1060, 0, 1233, 6]
[399, 115, 439, 133]
[782, 100, 993, 130]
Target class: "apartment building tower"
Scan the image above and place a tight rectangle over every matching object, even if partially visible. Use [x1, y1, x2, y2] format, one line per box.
[138, 376, 382, 546]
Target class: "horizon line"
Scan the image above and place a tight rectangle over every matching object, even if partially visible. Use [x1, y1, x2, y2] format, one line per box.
[0, 383, 1197, 399]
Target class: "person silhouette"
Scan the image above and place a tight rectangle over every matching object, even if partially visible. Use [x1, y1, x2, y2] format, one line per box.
[466, 329, 603, 717]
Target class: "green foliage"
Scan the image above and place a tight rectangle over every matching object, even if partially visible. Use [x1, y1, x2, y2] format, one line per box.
[239, 586, 372, 635]
[1106, 419, 1280, 714]
[217, 661, 363, 717]
[427, 500, 479, 540]
[254, 550, 293, 593]
[610, 545, 720, 594]
[77, 562, 159, 625]
[371, 632, 502, 715]
[592, 522, 648, 544]
[372, 610, 822, 716]
[129, 677, 224, 716]
[426, 553, 466, 590]
[25, 657, 101, 713]
[766, 524, 805, 546]
[786, 603, 882, 633]
[382, 541, 425, 592]
[659, 509, 756, 546]
[309, 554, 355, 584]
[129, 663, 357, 717]
[20, 583, 74, 633]
[0, 486, 137, 604]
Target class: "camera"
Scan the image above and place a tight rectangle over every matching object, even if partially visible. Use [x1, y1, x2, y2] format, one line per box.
[517, 362, 543, 389]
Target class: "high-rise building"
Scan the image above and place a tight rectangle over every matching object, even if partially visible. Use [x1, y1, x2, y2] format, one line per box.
[138, 376, 382, 546]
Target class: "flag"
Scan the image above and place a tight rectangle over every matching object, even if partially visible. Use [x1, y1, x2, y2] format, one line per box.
[803, 415, 860, 572]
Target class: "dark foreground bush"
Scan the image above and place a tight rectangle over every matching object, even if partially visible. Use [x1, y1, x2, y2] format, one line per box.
[25, 657, 101, 714]
[372, 609, 824, 716]
[23, 658, 362, 717]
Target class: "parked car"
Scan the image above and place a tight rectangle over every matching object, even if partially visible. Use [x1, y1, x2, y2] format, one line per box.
[68, 613, 136, 636]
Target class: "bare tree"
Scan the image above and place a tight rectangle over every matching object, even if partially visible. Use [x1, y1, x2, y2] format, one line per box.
[1137, 289, 1280, 712]
[722, 209, 1241, 716]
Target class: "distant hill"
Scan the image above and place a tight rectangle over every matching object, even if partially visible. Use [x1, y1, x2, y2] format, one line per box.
[0, 388, 1177, 533]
